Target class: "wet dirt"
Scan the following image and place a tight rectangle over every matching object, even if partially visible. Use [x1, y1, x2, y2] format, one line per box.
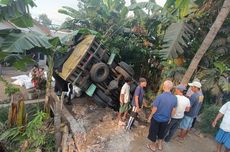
[68, 97, 216, 152]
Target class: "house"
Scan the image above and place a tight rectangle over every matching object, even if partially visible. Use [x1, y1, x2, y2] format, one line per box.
[0, 20, 51, 66]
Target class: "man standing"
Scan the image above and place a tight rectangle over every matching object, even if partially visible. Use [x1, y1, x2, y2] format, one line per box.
[212, 101, 230, 152]
[164, 85, 190, 142]
[118, 77, 132, 126]
[126, 77, 147, 130]
[178, 81, 203, 141]
[147, 80, 177, 151]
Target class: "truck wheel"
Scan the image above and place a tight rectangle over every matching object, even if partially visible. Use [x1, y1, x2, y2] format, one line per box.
[115, 66, 131, 79]
[90, 63, 109, 83]
[118, 61, 134, 76]
[92, 94, 107, 108]
[95, 89, 118, 109]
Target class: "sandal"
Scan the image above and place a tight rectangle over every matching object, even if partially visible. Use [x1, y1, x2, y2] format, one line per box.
[146, 144, 156, 152]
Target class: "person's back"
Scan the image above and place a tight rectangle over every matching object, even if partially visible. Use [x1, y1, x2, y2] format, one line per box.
[173, 95, 190, 119]
[153, 92, 177, 122]
[185, 91, 203, 118]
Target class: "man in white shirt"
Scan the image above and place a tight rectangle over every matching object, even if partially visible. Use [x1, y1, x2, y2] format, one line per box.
[212, 101, 230, 152]
[118, 77, 132, 125]
[164, 85, 190, 142]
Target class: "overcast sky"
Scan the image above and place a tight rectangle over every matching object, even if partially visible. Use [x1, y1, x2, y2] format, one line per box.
[30, 0, 166, 25]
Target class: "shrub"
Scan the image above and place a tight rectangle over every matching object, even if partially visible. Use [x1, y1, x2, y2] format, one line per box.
[199, 104, 221, 135]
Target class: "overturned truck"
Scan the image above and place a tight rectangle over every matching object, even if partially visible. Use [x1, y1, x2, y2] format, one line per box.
[54, 34, 136, 110]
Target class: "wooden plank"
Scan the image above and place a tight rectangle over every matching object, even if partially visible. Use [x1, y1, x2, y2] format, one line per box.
[61, 125, 69, 152]
[59, 35, 96, 80]
[0, 99, 45, 108]
[62, 104, 86, 151]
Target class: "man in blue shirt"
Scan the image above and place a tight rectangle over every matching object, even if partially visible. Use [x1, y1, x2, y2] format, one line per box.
[147, 80, 177, 151]
[126, 77, 147, 130]
[178, 81, 203, 141]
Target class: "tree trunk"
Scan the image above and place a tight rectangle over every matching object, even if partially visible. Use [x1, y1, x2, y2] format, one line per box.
[44, 54, 54, 113]
[181, 0, 230, 85]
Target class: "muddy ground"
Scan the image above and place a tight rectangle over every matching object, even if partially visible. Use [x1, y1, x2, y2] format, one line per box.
[68, 97, 216, 152]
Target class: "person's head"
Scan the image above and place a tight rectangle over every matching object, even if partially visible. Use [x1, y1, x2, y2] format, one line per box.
[175, 85, 186, 95]
[188, 81, 201, 93]
[139, 77, 147, 88]
[125, 77, 133, 85]
[163, 80, 173, 92]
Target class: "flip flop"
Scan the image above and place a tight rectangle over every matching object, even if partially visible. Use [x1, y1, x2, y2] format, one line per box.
[146, 144, 156, 152]
[176, 137, 184, 143]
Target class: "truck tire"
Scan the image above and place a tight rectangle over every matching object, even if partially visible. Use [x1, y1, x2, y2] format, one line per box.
[115, 66, 131, 79]
[92, 94, 107, 108]
[96, 89, 115, 107]
[118, 61, 134, 76]
[90, 63, 109, 83]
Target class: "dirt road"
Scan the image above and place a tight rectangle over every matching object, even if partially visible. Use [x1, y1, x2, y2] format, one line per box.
[68, 97, 216, 152]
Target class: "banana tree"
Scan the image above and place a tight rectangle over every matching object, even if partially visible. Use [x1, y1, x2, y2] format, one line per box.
[58, 0, 128, 32]
[0, 0, 36, 27]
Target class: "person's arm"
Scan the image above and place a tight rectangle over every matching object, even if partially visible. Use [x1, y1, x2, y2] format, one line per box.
[147, 96, 160, 122]
[135, 95, 140, 112]
[212, 102, 229, 127]
[120, 94, 124, 104]
[120, 85, 125, 104]
[185, 106, 190, 112]
[148, 107, 157, 123]
[171, 108, 176, 116]
[212, 112, 224, 127]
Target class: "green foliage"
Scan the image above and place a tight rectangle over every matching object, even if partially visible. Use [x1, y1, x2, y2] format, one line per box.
[0, 29, 52, 53]
[158, 22, 194, 59]
[199, 104, 221, 135]
[4, 85, 20, 97]
[164, 0, 198, 19]
[0, 0, 36, 27]
[0, 111, 51, 151]
[38, 14, 52, 27]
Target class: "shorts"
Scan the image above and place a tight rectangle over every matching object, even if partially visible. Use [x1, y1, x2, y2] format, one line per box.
[119, 103, 131, 113]
[179, 115, 194, 129]
[215, 128, 230, 149]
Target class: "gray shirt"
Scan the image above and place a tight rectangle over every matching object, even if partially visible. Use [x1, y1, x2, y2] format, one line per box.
[185, 92, 204, 118]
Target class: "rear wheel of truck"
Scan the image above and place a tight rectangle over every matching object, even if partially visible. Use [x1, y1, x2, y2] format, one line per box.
[90, 63, 109, 83]
[92, 94, 107, 108]
[95, 89, 117, 108]
[115, 66, 131, 79]
[118, 61, 134, 76]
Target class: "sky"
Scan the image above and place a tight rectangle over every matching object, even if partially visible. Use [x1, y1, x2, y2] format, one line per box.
[30, 0, 167, 25]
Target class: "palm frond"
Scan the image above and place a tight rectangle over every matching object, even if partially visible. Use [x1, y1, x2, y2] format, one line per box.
[158, 22, 194, 59]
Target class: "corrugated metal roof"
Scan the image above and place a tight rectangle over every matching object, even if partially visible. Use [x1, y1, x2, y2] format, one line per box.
[0, 20, 51, 35]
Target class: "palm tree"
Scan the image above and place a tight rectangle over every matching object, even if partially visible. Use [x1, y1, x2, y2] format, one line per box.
[181, 0, 230, 85]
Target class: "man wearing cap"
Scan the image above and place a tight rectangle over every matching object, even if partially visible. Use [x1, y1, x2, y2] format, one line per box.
[126, 77, 147, 130]
[164, 85, 190, 142]
[178, 81, 204, 141]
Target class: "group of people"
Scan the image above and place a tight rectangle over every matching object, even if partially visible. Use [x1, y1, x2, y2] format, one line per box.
[118, 78, 230, 152]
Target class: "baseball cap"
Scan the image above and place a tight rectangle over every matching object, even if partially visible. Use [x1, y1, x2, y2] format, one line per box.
[188, 81, 202, 88]
[176, 85, 187, 91]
